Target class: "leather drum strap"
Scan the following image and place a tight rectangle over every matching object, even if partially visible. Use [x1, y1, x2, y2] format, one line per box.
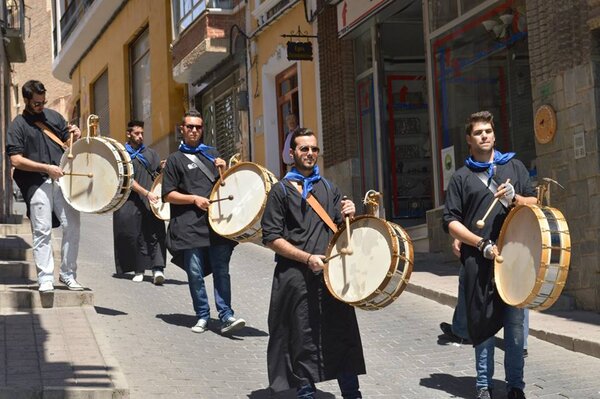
[34, 121, 68, 150]
[293, 183, 338, 233]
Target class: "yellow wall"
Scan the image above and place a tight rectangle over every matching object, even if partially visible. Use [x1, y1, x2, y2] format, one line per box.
[70, 0, 184, 147]
[250, 4, 318, 165]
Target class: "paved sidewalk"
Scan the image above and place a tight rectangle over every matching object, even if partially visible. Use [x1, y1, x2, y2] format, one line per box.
[408, 252, 600, 359]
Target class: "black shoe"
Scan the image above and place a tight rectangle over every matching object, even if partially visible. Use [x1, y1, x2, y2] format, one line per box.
[523, 349, 528, 358]
[476, 387, 492, 399]
[507, 388, 526, 399]
[440, 322, 472, 344]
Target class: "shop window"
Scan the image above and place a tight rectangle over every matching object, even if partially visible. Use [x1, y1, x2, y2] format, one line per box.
[92, 70, 109, 137]
[130, 27, 152, 143]
[432, 0, 535, 194]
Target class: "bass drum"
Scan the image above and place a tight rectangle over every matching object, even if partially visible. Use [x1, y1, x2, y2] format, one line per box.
[59, 137, 133, 214]
[495, 204, 571, 310]
[149, 173, 170, 220]
[208, 162, 277, 243]
[324, 215, 414, 310]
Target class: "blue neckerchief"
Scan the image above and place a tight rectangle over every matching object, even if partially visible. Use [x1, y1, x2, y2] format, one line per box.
[125, 143, 149, 169]
[178, 142, 216, 162]
[284, 166, 322, 199]
[465, 150, 515, 179]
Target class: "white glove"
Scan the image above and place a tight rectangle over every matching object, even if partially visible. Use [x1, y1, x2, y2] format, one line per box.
[503, 182, 515, 202]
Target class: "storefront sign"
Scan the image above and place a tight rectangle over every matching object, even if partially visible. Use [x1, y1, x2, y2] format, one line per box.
[441, 146, 455, 191]
[286, 41, 313, 61]
[337, 0, 394, 37]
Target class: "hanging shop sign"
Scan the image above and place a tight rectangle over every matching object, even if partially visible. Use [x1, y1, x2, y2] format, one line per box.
[281, 26, 317, 61]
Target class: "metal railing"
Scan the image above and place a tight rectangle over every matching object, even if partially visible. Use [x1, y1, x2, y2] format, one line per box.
[3, 0, 25, 33]
[173, 0, 235, 36]
[60, 0, 95, 45]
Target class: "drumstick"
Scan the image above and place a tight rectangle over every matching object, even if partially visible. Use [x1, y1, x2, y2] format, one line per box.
[322, 253, 341, 263]
[62, 172, 93, 177]
[340, 196, 353, 255]
[68, 130, 74, 159]
[209, 195, 234, 204]
[218, 166, 225, 186]
[476, 178, 510, 229]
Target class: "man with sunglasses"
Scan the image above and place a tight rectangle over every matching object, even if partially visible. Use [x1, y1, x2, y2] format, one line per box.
[261, 128, 365, 399]
[161, 110, 246, 335]
[6, 80, 83, 292]
[113, 120, 166, 285]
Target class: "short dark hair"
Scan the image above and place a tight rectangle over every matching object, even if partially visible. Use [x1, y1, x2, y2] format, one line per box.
[22, 80, 46, 100]
[127, 120, 144, 132]
[290, 128, 315, 150]
[465, 110, 494, 135]
[181, 110, 202, 125]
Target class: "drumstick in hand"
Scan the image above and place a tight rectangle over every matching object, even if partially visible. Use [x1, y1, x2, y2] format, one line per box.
[63, 172, 93, 177]
[218, 166, 225, 186]
[209, 195, 234, 204]
[68, 130, 74, 159]
[340, 196, 353, 255]
[476, 178, 510, 229]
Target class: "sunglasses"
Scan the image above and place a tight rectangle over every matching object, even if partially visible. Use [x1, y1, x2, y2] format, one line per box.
[184, 124, 204, 131]
[298, 145, 320, 154]
[31, 100, 47, 107]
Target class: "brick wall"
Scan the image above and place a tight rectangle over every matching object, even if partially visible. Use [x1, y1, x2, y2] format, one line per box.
[527, 0, 600, 310]
[317, 2, 361, 201]
[11, 0, 72, 117]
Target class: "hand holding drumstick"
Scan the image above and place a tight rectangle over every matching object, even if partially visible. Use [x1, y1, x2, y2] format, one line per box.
[476, 178, 511, 229]
[214, 157, 226, 186]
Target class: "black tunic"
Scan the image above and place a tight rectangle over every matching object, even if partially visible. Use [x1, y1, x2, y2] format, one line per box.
[261, 179, 366, 392]
[161, 150, 234, 267]
[113, 146, 166, 274]
[443, 159, 535, 345]
[6, 109, 68, 216]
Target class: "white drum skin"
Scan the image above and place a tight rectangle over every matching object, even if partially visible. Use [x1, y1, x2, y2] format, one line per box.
[149, 173, 170, 221]
[208, 162, 277, 243]
[59, 137, 133, 214]
[324, 215, 413, 310]
[495, 204, 571, 310]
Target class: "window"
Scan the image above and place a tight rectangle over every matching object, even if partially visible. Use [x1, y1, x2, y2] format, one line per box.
[92, 70, 110, 137]
[130, 27, 152, 143]
[276, 65, 299, 176]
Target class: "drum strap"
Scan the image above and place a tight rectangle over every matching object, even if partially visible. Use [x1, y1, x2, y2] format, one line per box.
[292, 183, 338, 233]
[184, 154, 216, 183]
[475, 172, 510, 209]
[34, 121, 68, 150]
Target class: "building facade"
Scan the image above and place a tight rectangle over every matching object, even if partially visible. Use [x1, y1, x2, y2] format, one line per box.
[51, 0, 184, 155]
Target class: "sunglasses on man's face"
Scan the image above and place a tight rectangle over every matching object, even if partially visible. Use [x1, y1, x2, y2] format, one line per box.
[31, 100, 47, 107]
[184, 124, 204, 131]
[297, 145, 320, 154]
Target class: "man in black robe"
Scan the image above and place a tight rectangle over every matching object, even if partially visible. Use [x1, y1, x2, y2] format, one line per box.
[113, 120, 166, 284]
[162, 110, 245, 335]
[261, 128, 365, 399]
[443, 111, 537, 399]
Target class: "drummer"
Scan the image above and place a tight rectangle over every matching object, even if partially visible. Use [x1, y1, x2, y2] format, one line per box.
[6, 80, 83, 293]
[443, 110, 537, 399]
[161, 110, 246, 335]
[112, 120, 166, 284]
[260, 128, 365, 399]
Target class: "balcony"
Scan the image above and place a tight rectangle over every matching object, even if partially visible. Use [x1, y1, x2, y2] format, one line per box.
[52, 0, 126, 82]
[2, 0, 26, 63]
[171, 0, 242, 84]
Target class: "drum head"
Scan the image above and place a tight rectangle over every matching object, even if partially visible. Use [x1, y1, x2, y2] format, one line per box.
[495, 206, 541, 306]
[208, 163, 268, 236]
[59, 138, 125, 213]
[150, 174, 170, 220]
[326, 216, 395, 303]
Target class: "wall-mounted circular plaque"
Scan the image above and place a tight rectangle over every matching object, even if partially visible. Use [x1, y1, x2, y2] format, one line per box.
[534, 105, 557, 144]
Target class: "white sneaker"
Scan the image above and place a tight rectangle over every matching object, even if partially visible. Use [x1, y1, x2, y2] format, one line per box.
[132, 273, 144, 283]
[221, 317, 246, 334]
[39, 281, 54, 293]
[152, 270, 165, 285]
[191, 319, 208, 333]
[59, 276, 84, 291]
